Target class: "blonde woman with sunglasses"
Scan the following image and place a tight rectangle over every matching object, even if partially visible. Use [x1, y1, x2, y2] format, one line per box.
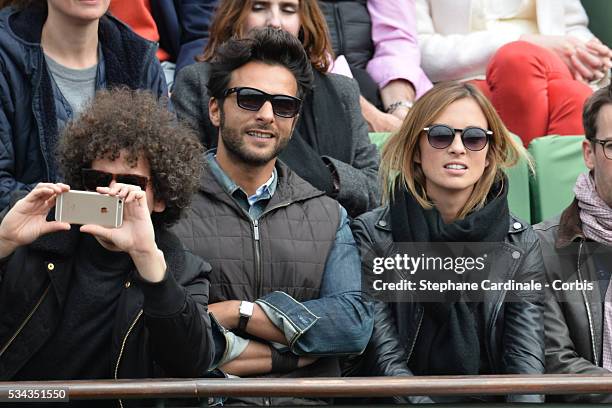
[349, 81, 545, 403]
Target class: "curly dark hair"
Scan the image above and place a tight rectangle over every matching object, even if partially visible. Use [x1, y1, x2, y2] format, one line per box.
[57, 87, 204, 227]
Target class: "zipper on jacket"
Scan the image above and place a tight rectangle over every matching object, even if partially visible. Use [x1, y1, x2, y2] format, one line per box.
[486, 248, 519, 372]
[0, 285, 51, 358]
[232, 205, 265, 300]
[31, 55, 51, 180]
[250, 201, 293, 298]
[253, 219, 263, 298]
[576, 241, 599, 364]
[487, 295, 504, 372]
[405, 307, 423, 362]
[114, 309, 143, 408]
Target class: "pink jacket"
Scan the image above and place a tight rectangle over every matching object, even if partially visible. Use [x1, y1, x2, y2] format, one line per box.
[331, 0, 432, 99]
[366, 0, 432, 98]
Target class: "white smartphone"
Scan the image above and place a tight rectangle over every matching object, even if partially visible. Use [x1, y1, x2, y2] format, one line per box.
[55, 190, 123, 228]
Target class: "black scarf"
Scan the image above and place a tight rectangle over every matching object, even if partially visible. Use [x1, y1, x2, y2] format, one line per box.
[278, 70, 352, 195]
[390, 179, 509, 375]
[390, 180, 509, 243]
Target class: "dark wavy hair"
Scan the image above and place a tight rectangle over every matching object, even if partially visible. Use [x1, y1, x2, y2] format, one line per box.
[208, 27, 313, 100]
[57, 88, 204, 228]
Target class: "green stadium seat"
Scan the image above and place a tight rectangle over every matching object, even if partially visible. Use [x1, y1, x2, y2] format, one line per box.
[505, 134, 531, 224]
[368, 132, 532, 223]
[527, 135, 587, 224]
[369, 132, 390, 150]
[581, 0, 612, 48]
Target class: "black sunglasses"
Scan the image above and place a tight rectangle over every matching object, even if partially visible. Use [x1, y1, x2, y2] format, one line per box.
[424, 124, 492, 151]
[82, 169, 149, 192]
[224, 87, 302, 118]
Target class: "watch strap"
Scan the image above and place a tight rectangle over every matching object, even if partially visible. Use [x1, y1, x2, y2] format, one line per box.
[238, 301, 254, 332]
[238, 314, 250, 332]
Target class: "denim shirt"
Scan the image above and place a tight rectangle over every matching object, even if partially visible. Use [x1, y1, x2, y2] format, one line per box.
[206, 152, 373, 360]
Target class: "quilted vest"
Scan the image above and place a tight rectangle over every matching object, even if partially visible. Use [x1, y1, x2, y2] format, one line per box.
[173, 161, 341, 303]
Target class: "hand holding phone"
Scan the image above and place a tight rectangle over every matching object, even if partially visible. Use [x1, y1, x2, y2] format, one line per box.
[0, 183, 71, 257]
[79, 184, 166, 282]
[79, 184, 152, 251]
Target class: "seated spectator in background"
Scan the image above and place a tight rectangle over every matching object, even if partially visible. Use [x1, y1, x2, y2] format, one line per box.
[319, 0, 432, 131]
[350, 82, 544, 403]
[536, 87, 612, 403]
[417, 0, 612, 146]
[172, 28, 373, 405]
[0, 89, 214, 399]
[0, 0, 167, 211]
[109, 0, 217, 90]
[173, 0, 380, 217]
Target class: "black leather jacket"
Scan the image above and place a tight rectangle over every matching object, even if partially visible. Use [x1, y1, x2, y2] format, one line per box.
[348, 206, 546, 403]
[534, 199, 612, 403]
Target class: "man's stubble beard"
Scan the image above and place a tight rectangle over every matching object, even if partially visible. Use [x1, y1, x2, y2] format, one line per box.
[218, 107, 293, 166]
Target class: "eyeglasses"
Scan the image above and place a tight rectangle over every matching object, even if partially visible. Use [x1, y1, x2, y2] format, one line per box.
[82, 169, 150, 191]
[592, 139, 612, 160]
[424, 124, 492, 151]
[224, 87, 302, 118]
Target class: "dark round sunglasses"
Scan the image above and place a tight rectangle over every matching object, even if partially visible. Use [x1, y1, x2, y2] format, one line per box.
[424, 124, 492, 151]
[224, 87, 302, 118]
[82, 168, 149, 192]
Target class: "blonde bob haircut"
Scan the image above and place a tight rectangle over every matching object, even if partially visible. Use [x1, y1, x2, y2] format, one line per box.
[380, 81, 531, 220]
[200, 0, 334, 73]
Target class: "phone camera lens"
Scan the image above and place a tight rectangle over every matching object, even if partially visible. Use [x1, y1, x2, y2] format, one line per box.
[118, 199, 123, 204]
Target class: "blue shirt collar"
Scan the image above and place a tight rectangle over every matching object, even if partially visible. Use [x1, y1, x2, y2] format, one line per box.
[205, 150, 278, 213]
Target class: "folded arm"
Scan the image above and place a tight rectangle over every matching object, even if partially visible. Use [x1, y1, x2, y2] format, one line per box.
[255, 207, 374, 355]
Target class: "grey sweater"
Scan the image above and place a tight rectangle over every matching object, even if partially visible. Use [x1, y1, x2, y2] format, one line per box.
[171, 62, 380, 217]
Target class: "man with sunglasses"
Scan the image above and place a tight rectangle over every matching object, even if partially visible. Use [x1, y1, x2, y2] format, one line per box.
[536, 87, 612, 402]
[0, 89, 217, 401]
[173, 28, 373, 403]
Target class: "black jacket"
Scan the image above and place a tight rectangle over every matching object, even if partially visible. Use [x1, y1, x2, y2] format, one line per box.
[349, 206, 545, 403]
[318, 0, 373, 70]
[535, 199, 612, 403]
[0, 227, 215, 405]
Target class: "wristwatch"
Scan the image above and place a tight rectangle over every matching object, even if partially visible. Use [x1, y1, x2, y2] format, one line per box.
[238, 301, 254, 332]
